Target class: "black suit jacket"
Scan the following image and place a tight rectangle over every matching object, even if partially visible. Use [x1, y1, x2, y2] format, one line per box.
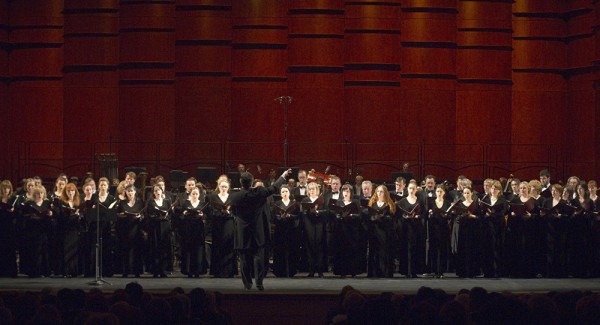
[230, 176, 286, 250]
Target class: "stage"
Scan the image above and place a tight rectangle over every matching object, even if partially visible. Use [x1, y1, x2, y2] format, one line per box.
[1, 272, 598, 295]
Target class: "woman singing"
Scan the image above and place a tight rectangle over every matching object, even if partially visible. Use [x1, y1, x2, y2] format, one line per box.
[427, 184, 452, 278]
[397, 180, 425, 278]
[271, 185, 301, 277]
[568, 183, 592, 278]
[145, 185, 173, 278]
[21, 186, 53, 277]
[56, 183, 83, 277]
[505, 181, 537, 278]
[0, 180, 17, 277]
[179, 186, 207, 278]
[208, 179, 236, 277]
[541, 184, 569, 278]
[366, 185, 395, 278]
[116, 184, 144, 277]
[452, 187, 481, 278]
[301, 182, 327, 278]
[479, 180, 507, 278]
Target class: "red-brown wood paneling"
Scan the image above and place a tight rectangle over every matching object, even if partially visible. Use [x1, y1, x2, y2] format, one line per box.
[229, 0, 288, 155]
[63, 0, 119, 178]
[8, 0, 64, 178]
[0, 0, 8, 179]
[119, 0, 175, 173]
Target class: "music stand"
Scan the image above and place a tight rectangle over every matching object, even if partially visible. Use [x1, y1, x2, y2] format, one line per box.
[88, 195, 111, 286]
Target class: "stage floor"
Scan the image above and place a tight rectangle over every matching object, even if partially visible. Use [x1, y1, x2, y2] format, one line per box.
[1, 272, 599, 295]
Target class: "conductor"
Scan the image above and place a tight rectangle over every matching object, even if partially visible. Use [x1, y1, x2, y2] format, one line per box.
[230, 168, 291, 290]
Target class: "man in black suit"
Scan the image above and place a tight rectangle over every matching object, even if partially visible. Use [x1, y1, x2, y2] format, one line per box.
[292, 169, 308, 199]
[539, 169, 552, 199]
[230, 168, 291, 290]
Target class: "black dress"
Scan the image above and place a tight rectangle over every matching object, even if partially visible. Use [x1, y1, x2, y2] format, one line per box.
[479, 196, 507, 278]
[300, 196, 328, 276]
[84, 194, 118, 277]
[366, 202, 394, 278]
[396, 197, 425, 277]
[451, 201, 481, 278]
[329, 199, 364, 277]
[21, 199, 53, 277]
[115, 199, 144, 276]
[0, 197, 18, 277]
[428, 199, 452, 277]
[541, 198, 570, 278]
[568, 199, 592, 278]
[271, 199, 301, 277]
[179, 199, 208, 277]
[504, 197, 537, 278]
[55, 200, 82, 277]
[145, 198, 173, 277]
[208, 193, 236, 277]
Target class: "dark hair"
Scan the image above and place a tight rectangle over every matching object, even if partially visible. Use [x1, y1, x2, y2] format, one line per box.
[240, 172, 253, 189]
[540, 169, 551, 177]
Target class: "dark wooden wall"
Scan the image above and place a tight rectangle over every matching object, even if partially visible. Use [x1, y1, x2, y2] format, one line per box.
[1, 0, 599, 184]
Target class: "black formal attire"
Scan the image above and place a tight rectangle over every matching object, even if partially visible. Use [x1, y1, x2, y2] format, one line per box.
[428, 199, 452, 277]
[292, 184, 308, 201]
[21, 199, 53, 277]
[390, 190, 407, 203]
[208, 193, 236, 278]
[55, 201, 82, 277]
[366, 202, 395, 278]
[179, 199, 208, 277]
[323, 190, 340, 271]
[84, 194, 117, 277]
[479, 196, 507, 278]
[451, 201, 482, 278]
[590, 197, 600, 277]
[145, 198, 173, 277]
[504, 197, 537, 278]
[568, 199, 592, 278]
[0, 197, 18, 277]
[301, 195, 328, 277]
[396, 197, 425, 277]
[540, 185, 552, 199]
[230, 175, 286, 289]
[271, 199, 301, 277]
[329, 199, 364, 277]
[541, 198, 570, 278]
[115, 199, 144, 277]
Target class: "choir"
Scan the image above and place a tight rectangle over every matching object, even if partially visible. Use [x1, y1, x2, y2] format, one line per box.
[0, 168, 599, 280]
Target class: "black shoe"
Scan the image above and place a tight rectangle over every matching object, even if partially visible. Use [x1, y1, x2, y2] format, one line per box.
[187, 274, 193, 278]
[160, 273, 167, 278]
[257, 285, 264, 291]
[307, 272, 314, 278]
[318, 273, 324, 278]
[153, 274, 159, 278]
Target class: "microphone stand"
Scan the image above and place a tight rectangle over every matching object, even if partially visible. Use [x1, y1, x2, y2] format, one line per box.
[88, 194, 111, 286]
[275, 96, 293, 167]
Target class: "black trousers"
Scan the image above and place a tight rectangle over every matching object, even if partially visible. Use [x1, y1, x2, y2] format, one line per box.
[239, 247, 265, 289]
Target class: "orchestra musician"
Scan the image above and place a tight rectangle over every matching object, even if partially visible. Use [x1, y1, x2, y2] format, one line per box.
[366, 185, 396, 278]
[271, 185, 301, 278]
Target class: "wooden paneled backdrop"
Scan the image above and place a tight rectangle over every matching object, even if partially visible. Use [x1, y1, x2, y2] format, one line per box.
[1, 0, 599, 185]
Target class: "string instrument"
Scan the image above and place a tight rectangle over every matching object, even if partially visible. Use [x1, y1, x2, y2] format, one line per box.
[503, 174, 514, 193]
[307, 166, 332, 186]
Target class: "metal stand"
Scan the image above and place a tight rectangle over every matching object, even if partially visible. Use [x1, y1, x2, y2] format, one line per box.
[88, 197, 111, 286]
[274, 96, 293, 167]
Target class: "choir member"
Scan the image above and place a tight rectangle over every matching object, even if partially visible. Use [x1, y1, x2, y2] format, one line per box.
[55, 183, 83, 277]
[21, 185, 53, 277]
[366, 185, 396, 278]
[292, 170, 308, 199]
[208, 179, 236, 278]
[539, 169, 552, 199]
[301, 182, 327, 278]
[541, 184, 569, 278]
[179, 186, 208, 277]
[452, 187, 481, 278]
[271, 185, 301, 277]
[328, 184, 364, 278]
[397, 180, 425, 278]
[479, 180, 507, 278]
[568, 183, 592, 278]
[116, 183, 143, 277]
[0, 180, 17, 277]
[504, 181, 537, 278]
[528, 180, 547, 276]
[391, 177, 407, 202]
[427, 184, 452, 278]
[145, 185, 173, 278]
[588, 180, 600, 277]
